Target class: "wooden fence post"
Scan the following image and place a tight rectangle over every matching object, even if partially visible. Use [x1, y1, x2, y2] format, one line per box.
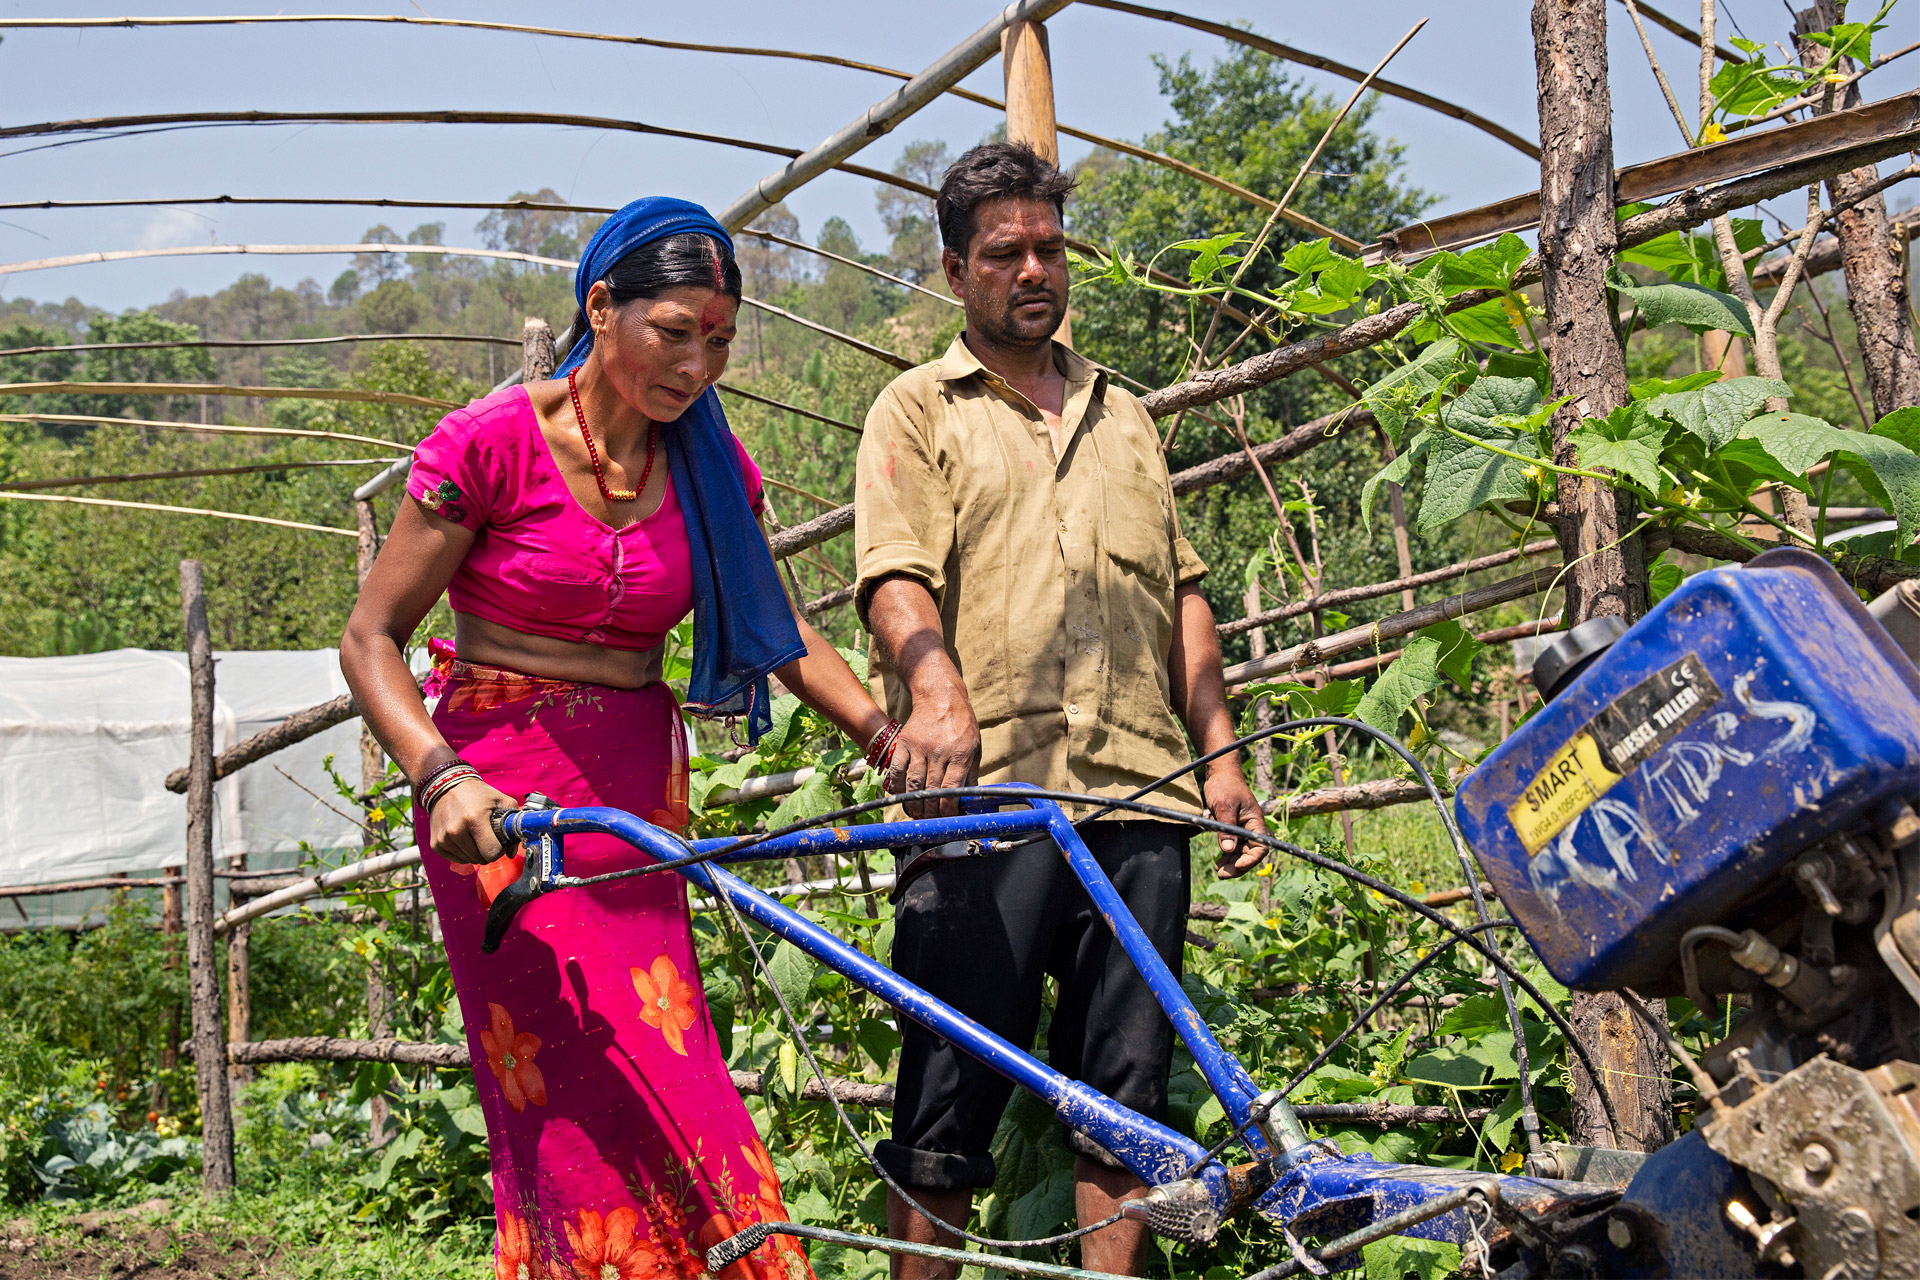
[1532, 0, 1671, 1153]
[180, 559, 236, 1194]
[353, 487, 394, 1145]
[1002, 18, 1071, 349]
[1792, 0, 1920, 416]
[523, 316, 557, 383]
[156, 867, 183, 1115]
[226, 854, 251, 1088]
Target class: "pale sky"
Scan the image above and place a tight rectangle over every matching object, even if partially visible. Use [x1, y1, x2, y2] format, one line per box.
[2, 1, 1915, 314]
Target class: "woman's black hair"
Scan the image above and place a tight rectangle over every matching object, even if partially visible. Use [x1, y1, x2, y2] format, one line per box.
[571, 231, 742, 341]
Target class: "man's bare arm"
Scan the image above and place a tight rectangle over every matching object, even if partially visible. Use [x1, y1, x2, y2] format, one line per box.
[1167, 583, 1268, 875]
[865, 574, 981, 819]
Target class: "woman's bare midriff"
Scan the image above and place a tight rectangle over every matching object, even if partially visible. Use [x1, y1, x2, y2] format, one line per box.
[454, 613, 665, 688]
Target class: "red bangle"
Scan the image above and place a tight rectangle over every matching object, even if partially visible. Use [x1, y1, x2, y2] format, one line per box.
[418, 758, 481, 813]
[864, 719, 903, 771]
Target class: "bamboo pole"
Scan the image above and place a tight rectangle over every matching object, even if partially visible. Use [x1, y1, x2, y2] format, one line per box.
[1003, 16, 1070, 348]
[0, 332, 519, 358]
[0, 381, 456, 409]
[179, 560, 235, 1194]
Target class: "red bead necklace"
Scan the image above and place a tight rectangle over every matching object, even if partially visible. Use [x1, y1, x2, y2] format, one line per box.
[568, 368, 655, 504]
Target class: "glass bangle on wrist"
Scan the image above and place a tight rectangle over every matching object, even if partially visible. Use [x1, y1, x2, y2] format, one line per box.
[864, 719, 903, 772]
[418, 758, 482, 813]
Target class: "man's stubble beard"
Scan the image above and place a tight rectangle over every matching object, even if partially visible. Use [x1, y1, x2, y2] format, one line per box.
[969, 288, 1065, 352]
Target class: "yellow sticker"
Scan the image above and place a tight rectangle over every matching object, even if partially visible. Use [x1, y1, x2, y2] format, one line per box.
[1508, 732, 1623, 854]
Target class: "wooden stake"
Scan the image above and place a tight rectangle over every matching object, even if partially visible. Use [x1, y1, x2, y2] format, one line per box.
[1002, 19, 1071, 349]
[1532, 0, 1670, 1153]
[179, 559, 236, 1194]
[522, 316, 557, 383]
[226, 854, 252, 1089]
[157, 865, 182, 1116]
[352, 496, 394, 1146]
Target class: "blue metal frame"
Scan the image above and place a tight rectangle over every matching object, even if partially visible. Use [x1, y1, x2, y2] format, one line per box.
[494, 788, 1601, 1250]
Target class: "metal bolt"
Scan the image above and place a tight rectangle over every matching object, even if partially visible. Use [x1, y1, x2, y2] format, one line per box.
[1802, 1142, 1834, 1175]
[1606, 1218, 1634, 1249]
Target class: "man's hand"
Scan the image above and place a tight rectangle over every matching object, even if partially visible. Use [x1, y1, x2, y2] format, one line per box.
[890, 690, 981, 819]
[1206, 765, 1269, 878]
[866, 573, 983, 819]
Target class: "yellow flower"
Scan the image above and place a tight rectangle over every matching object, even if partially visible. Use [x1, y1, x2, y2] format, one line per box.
[1409, 881, 1426, 897]
[1520, 464, 1545, 483]
[1256, 863, 1274, 877]
[1700, 122, 1727, 144]
[1500, 297, 1525, 330]
[1263, 916, 1279, 930]
[1500, 1151, 1526, 1173]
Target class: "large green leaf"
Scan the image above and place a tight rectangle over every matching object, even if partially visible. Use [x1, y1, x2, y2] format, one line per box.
[1608, 267, 1751, 335]
[1281, 236, 1338, 277]
[1360, 432, 1425, 531]
[1567, 402, 1667, 492]
[1872, 406, 1920, 454]
[1644, 375, 1789, 450]
[1353, 636, 1443, 737]
[768, 938, 819, 1018]
[1744, 412, 1920, 548]
[1446, 374, 1542, 430]
[1407, 374, 1545, 535]
[1364, 1236, 1463, 1280]
[1418, 619, 1483, 690]
[1408, 296, 1522, 348]
[766, 768, 837, 829]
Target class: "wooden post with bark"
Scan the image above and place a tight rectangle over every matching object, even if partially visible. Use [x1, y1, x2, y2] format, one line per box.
[1003, 18, 1071, 349]
[523, 316, 558, 384]
[180, 560, 236, 1194]
[1532, 0, 1672, 1153]
[226, 855, 251, 1088]
[1793, 0, 1920, 417]
[353, 485, 393, 1146]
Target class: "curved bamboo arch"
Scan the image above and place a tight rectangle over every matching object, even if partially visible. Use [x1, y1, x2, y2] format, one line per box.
[0, 11, 1468, 236]
[0, 109, 933, 196]
[1076, 0, 1542, 160]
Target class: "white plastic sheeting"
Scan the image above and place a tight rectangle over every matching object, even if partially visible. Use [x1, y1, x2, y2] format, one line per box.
[0, 648, 365, 888]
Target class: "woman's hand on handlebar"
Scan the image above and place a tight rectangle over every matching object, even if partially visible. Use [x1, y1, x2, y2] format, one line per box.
[429, 779, 519, 865]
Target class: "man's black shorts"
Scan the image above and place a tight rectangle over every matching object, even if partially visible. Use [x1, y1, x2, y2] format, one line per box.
[874, 820, 1192, 1190]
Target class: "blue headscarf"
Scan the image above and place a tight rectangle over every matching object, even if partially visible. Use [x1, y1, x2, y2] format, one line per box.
[559, 197, 805, 742]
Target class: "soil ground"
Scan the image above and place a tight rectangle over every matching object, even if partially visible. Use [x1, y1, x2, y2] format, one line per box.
[0, 1201, 291, 1280]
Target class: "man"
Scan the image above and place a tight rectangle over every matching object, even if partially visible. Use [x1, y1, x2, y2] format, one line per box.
[853, 142, 1266, 1277]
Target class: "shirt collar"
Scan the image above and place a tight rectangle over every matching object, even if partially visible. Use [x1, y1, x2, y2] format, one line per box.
[929, 333, 1106, 399]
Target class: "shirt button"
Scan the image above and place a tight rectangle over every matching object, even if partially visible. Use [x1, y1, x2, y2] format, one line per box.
[1068, 703, 1079, 715]
[1058, 520, 1068, 531]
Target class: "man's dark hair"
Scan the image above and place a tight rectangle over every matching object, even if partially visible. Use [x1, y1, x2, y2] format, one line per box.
[935, 142, 1076, 258]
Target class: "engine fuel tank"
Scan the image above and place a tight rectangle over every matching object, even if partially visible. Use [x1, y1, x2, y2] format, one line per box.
[1454, 548, 1920, 990]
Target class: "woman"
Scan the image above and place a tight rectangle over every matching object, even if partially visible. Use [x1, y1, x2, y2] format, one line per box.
[341, 198, 895, 1280]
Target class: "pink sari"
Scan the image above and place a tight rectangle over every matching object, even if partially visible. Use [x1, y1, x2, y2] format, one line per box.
[419, 644, 810, 1280]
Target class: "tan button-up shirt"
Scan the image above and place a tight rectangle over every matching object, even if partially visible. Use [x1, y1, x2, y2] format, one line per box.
[854, 335, 1209, 815]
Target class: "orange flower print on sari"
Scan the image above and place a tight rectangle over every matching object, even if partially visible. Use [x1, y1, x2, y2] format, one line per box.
[495, 1209, 546, 1280]
[565, 1206, 663, 1280]
[631, 954, 699, 1056]
[480, 1003, 548, 1113]
[451, 853, 528, 906]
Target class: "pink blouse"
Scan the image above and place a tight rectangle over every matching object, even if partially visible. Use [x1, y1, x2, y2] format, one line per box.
[408, 386, 764, 652]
